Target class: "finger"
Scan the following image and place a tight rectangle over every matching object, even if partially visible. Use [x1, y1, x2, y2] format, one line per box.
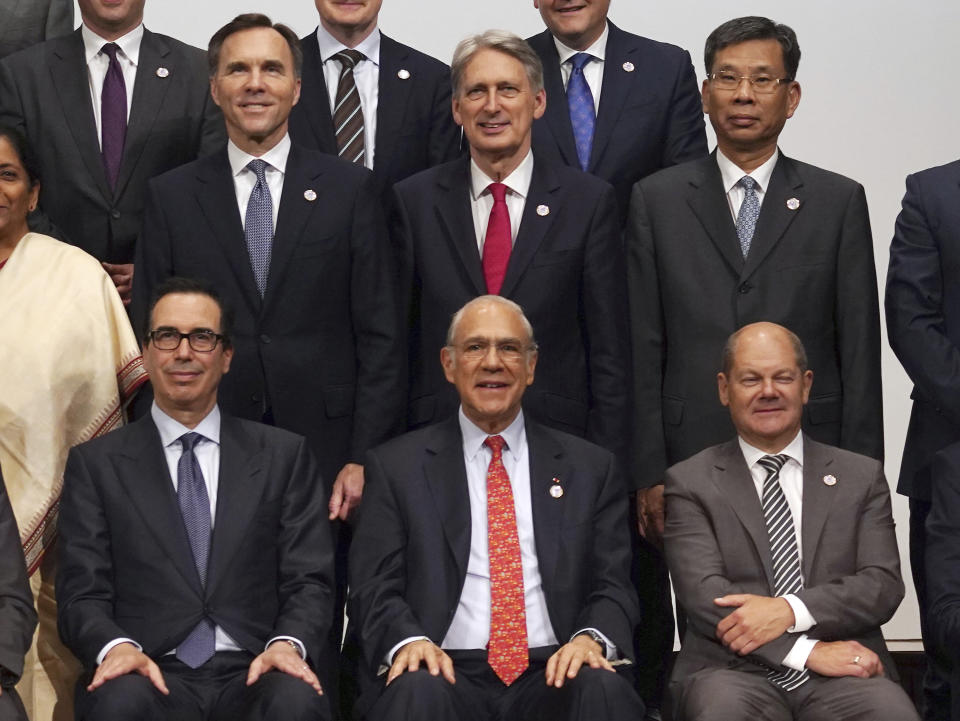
[407, 648, 424, 675]
[386, 655, 406, 686]
[586, 650, 604, 669]
[423, 648, 441, 676]
[328, 486, 343, 521]
[87, 665, 109, 692]
[553, 649, 573, 687]
[713, 594, 746, 608]
[598, 655, 615, 672]
[246, 657, 264, 686]
[439, 652, 456, 685]
[545, 651, 559, 686]
[564, 653, 585, 682]
[146, 664, 169, 695]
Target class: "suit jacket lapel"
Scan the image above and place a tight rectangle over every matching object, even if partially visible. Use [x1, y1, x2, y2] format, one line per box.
[800, 436, 834, 582]
[48, 31, 112, 202]
[527, 422, 569, 589]
[299, 32, 337, 154]
[741, 153, 804, 281]
[435, 158, 486, 294]
[688, 156, 744, 276]
[114, 29, 172, 199]
[423, 418, 472, 581]
[113, 417, 203, 593]
[206, 416, 266, 596]
[589, 23, 632, 172]
[534, 31, 578, 167]
[499, 158, 560, 298]
[373, 35, 409, 180]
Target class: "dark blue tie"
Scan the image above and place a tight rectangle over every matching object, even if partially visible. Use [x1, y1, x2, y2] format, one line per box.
[100, 43, 127, 190]
[736, 176, 760, 258]
[567, 53, 596, 171]
[244, 159, 273, 296]
[175, 432, 215, 668]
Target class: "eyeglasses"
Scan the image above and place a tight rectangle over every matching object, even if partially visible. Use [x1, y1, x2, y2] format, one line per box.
[148, 329, 224, 352]
[455, 340, 535, 363]
[708, 71, 793, 94]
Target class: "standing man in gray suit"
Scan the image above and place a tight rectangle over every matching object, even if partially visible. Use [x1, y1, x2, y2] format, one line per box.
[664, 322, 916, 721]
[0, 0, 223, 304]
[0, 0, 73, 58]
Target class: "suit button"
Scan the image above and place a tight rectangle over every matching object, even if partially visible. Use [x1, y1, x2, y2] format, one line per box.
[110, 209, 121, 220]
[202, 605, 210, 615]
[259, 334, 271, 344]
[251, 394, 260, 403]
[738, 282, 752, 294]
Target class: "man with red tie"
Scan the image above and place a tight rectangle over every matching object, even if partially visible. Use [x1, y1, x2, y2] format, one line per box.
[349, 295, 643, 721]
[391, 30, 628, 471]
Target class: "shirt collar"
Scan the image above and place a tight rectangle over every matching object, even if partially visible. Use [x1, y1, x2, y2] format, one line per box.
[738, 429, 804, 471]
[82, 22, 144, 66]
[151, 402, 222, 449]
[469, 150, 534, 201]
[717, 147, 780, 195]
[315, 23, 381, 66]
[227, 133, 292, 178]
[459, 407, 526, 464]
[552, 21, 609, 65]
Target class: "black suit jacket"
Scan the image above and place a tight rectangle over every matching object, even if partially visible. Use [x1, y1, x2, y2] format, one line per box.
[56, 414, 334, 669]
[288, 30, 460, 199]
[392, 155, 629, 466]
[886, 160, 960, 502]
[0, 0, 72, 59]
[627, 152, 883, 489]
[0, 467, 35, 685]
[131, 145, 404, 484]
[0, 27, 224, 263]
[527, 22, 708, 225]
[350, 416, 637, 687]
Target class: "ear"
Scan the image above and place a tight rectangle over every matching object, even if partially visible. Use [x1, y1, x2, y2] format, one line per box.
[525, 350, 538, 386]
[441, 346, 456, 384]
[291, 76, 302, 107]
[532, 87, 547, 120]
[785, 80, 801, 119]
[717, 372, 730, 407]
[220, 344, 234, 374]
[800, 368, 813, 404]
[451, 95, 463, 128]
[28, 182, 39, 212]
[210, 76, 221, 108]
[701, 78, 711, 115]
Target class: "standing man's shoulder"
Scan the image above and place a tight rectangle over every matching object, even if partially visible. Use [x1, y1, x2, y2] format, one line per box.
[904, 158, 960, 194]
[604, 21, 697, 67]
[0, 28, 77, 74]
[141, 28, 208, 69]
[379, 32, 449, 78]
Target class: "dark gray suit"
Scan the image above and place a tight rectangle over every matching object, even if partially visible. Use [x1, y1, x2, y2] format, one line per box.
[628, 152, 883, 490]
[0, 27, 223, 263]
[0, 0, 72, 58]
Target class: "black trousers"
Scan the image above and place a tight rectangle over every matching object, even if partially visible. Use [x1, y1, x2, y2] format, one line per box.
[75, 651, 331, 721]
[0, 687, 27, 721]
[364, 647, 644, 721]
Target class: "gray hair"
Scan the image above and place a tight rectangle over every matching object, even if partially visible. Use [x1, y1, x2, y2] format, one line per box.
[451, 29, 544, 97]
[446, 295, 537, 350]
[720, 322, 808, 376]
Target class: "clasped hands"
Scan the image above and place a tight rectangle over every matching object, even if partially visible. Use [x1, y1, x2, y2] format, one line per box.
[714, 593, 884, 678]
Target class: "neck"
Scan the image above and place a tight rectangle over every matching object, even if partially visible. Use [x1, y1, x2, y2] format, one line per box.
[231, 127, 286, 158]
[718, 142, 777, 174]
[0, 227, 27, 263]
[159, 401, 215, 430]
[471, 144, 529, 183]
[321, 18, 376, 49]
[83, 18, 141, 43]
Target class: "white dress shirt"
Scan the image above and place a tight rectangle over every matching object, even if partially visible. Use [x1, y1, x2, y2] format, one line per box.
[469, 150, 533, 253]
[717, 148, 779, 224]
[81, 23, 142, 148]
[552, 22, 609, 115]
[738, 431, 818, 670]
[227, 133, 290, 230]
[316, 23, 380, 171]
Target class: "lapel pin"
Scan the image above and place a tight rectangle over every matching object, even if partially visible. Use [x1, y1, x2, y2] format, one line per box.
[537, 204, 550, 216]
[622, 61, 635, 73]
[550, 477, 564, 498]
[304, 189, 317, 202]
[156, 67, 169, 78]
[823, 474, 837, 486]
[786, 197, 800, 210]
[397, 68, 410, 80]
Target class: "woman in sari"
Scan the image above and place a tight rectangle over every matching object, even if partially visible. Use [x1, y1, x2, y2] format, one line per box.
[0, 124, 147, 720]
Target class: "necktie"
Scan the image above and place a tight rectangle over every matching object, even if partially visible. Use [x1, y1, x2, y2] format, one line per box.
[333, 49, 366, 166]
[481, 183, 511, 295]
[175, 432, 216, 668]
[244, 159, 273, 296]
[100, 43, 127, 190]
[566, 53, 595, 172]
[484, 435, 528, 686]
[758, 454, 809, 690]
[736, 175, 760, 258]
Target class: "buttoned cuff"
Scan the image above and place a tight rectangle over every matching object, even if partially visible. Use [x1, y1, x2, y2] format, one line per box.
[782, 594, 816, 633]
[782, 634, 817, 671]
[97, 638, 142, 665]
[572, 628, 618, 661]
[267, 636, 306, 659]
[386, 636, 430, 666]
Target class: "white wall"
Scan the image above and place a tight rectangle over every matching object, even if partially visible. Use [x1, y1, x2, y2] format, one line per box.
[84, 0, 960, 642]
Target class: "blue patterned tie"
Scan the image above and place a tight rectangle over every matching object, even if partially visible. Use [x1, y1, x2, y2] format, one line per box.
[244, 159, 273, 296]
[175, 432, 215, 668]
[758, 454, 809, 690]
[566, 53, 595, 171]
[736, 176, 760, 258]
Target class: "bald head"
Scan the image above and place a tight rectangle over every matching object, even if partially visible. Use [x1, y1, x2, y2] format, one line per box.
[721, 322, 807, 376]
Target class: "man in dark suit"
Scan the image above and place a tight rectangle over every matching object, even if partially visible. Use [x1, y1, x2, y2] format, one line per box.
[0, 0, 72, 58]
[664, 322, 917, 721]
[886, 159, 960, 720]
[393, 29, 628, 469]
[350, 295, 644, 721]
[0, 467, 36, 721]
[527, 0, 708, 225]
[0, 0, 223, 304]
[57, 277, 333, 720]
[288, 0, 460, 199]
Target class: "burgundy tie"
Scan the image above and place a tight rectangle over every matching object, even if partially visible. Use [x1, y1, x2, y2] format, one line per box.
[481, 183, 511, 295]
[100, 43, 127, 190]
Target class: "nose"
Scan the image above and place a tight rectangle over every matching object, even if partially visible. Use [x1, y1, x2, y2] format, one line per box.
[733, 77, 755, 102]
[482, 88, 500, 114]
[759, 376, 778, 397]
[173, 336, 194, 359]
[481, 344, 504, 370]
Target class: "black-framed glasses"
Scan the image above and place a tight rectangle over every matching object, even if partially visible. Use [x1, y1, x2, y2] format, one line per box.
[708, 71, 793, 94]
[148, 328, 224, 352]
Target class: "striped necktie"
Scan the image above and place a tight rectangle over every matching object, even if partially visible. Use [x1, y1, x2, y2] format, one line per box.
[333, 49, 366, 165]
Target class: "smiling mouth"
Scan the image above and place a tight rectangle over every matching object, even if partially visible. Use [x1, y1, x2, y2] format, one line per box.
[557, 4, 586, 13]
[477, 381, 508, 389]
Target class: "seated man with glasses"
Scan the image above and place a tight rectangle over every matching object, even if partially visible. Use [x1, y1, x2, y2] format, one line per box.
[57, 276, 335, 721]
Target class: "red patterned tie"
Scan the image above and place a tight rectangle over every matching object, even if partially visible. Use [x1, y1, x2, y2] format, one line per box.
[481, 183, 512, 295]
[484, 435, 528, 685]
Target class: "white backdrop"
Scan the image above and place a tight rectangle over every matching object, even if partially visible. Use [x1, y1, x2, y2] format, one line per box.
[80, 0, 960, 644]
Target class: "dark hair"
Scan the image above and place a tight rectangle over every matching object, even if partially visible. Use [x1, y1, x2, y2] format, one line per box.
[143, 277, 234, 350]
[208, 13, 303, 79]
[704, 16, 800, 80]
[720, 323, 808, 376]
[0, 123, 41, 187]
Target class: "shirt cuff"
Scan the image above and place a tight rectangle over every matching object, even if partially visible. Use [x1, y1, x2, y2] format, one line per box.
[782, 634, 817, 671]
[266, 636, 306, 659]
[782, 594, 816, 633]
[386, 636, 430, 666]
[572, 628, 618, 661]
[97, 638, 141, 665]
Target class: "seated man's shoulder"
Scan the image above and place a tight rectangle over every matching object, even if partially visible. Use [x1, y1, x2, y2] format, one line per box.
[804, 437, 884, 480]
[781, 156, 863, 193]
